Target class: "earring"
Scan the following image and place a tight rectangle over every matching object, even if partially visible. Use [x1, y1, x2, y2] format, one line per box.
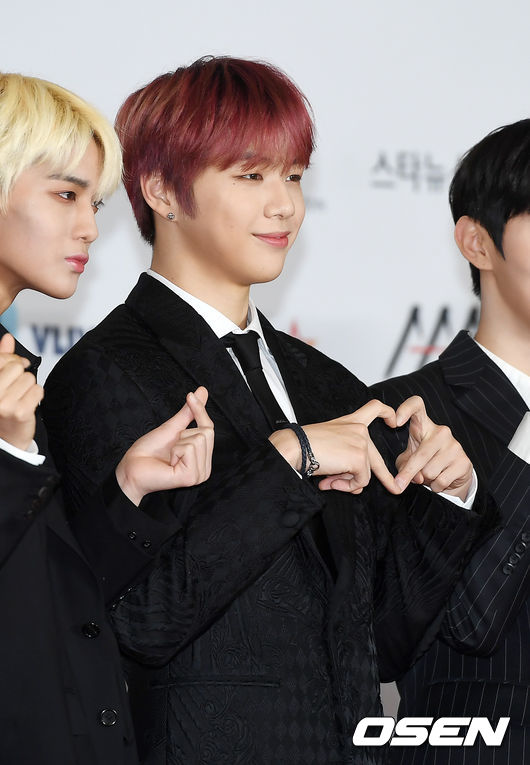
[167, 212, 175, 220]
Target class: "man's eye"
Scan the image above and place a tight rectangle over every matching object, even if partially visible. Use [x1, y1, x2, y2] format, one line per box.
[58, 191, 76, 200]
[286, 174, 302, 183]
[240, 173, 262, 181]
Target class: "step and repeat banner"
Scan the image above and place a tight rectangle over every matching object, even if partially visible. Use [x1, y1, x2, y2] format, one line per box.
[3, 0, 529, 714]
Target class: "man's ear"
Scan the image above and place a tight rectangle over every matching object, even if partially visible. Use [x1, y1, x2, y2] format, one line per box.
[454, 216, 495, 273]
[140, 174, 175, 220]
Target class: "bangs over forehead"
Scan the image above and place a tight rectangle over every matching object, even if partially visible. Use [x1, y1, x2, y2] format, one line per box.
[116, 56, 315, 244]
[197, 59, 314, 171]
[0, 73, 122, 211]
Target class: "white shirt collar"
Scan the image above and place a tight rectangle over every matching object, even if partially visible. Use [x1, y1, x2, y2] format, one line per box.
[146, 269, 269, 346]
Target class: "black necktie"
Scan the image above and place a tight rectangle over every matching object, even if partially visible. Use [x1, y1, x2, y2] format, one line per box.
[223, 329, 336, 576]
[223, 330, 288, 430]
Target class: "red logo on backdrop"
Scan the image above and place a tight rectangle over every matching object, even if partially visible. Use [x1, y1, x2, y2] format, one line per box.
[385, 305, 479, 377]
[289, 320, 316, 347]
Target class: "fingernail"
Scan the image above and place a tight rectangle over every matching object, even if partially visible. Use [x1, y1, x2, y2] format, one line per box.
[395, 476, 407, 491]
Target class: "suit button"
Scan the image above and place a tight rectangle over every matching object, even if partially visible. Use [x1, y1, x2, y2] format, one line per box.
[502, 563, 514, 575]
[31, 498, 40, 510]
[44, 475, 58, 488]
[37, 486, 51, 501]
[128, 531, 137, 540]
[522, 531, 530, 543]
[282, 510, 301, 527]
[99, 708, 118, 726]
[82, 621, 101, 638]
[509, 553, 520, 565]
[142, 540, 152, 549]
[515, 541, 527, 554]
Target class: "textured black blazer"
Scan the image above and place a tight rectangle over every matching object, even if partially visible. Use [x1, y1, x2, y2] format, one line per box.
[0, 324, 180, 765]
[371, 330, 529, 765]
[43, 276, 490, 765]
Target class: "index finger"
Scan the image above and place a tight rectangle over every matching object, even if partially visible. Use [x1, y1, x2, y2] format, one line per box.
[0, 354, 30, 372]
[368, 439, 402, 494]
[347, 399, 397, 429]
[395, 395, 427, 427]
[394, 439, 440, 490]
[187, 389, 214, 429]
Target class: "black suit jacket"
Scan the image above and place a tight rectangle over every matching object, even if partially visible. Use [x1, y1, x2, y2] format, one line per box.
[0, 325, 178, 765]
[42, 276, 491, 765]
[371, 330, 529, 765]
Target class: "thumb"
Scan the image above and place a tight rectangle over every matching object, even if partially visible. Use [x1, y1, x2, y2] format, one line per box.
[133, 400, 195, 452]
[395, 447, 424, 487]
[0, 333, 15, 354]
[192, 386, 209, 406]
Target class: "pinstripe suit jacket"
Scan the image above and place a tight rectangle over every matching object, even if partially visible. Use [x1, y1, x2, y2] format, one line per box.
[371, 330, 529, 765]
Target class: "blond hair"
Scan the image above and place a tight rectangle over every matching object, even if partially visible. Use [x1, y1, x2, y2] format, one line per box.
[0, 73, 122, 210]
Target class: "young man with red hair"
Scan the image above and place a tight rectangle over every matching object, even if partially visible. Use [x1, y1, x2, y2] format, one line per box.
[44, 57, 489, 764]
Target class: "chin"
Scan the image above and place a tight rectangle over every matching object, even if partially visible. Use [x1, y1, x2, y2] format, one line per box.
[37, 281, 79, 301]
[252, 263, 287, 285]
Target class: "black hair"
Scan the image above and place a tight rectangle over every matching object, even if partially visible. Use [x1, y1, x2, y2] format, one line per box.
[449, 119, 530, 296]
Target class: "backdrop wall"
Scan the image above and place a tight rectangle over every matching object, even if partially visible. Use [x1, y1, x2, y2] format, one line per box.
[2, 0, 528, 716]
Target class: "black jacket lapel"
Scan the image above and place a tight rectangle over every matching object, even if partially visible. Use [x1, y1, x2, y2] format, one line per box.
[125, 275, 273, 446]
[259, 313, 322, 426]
[440, 330, 528, 447]
[0, 323, 41, 377]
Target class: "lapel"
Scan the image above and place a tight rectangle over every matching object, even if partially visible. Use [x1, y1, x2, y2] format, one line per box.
[125, 275, 276, 446]
[0, 323, 41, 377]
[440, 330, 529, 447]
[260, 313, 358, 580]
[258, 312, 317, 424]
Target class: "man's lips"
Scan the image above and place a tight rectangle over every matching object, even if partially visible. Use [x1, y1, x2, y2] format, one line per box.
[253, 232, 290, 248]
[65, 255, 89, 273]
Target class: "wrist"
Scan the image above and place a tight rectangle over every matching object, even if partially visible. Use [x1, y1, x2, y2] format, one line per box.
[115, 459, 142, 507]
[446, 475, 473, 503]
[269, 428, 302, 471]
[0, 429, 33, 451]
[284, 423, 320, 477]
[269, 424, 320, 477]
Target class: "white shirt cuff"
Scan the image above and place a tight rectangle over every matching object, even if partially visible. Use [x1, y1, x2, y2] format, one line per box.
[0, 436, 46, 466]
[424, 468, 478, 509]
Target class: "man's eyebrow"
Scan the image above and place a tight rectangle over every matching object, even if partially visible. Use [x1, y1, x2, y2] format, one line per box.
[48, 173, 90, 189]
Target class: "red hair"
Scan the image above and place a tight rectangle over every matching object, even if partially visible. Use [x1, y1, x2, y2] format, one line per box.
[115, 56, 315, 244]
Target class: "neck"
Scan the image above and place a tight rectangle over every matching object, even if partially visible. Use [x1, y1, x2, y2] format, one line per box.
[475, 301, 530, 376]
[151, 252, 250, 330]
[0, 285, 16, 316]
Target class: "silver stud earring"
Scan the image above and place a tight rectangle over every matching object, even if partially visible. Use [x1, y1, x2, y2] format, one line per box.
[167, 212, 175, 220]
